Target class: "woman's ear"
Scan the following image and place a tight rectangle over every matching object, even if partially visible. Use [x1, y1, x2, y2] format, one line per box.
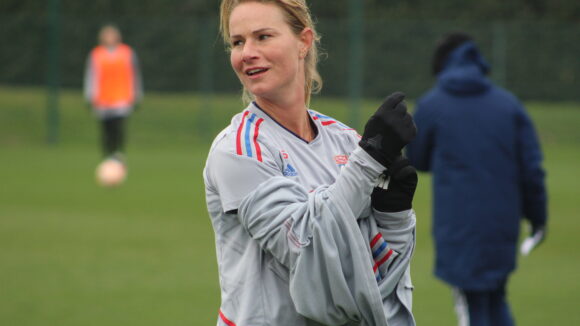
[299, 27, 314, 58]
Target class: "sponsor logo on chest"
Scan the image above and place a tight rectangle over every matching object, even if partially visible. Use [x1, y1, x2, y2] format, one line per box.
[334, 154, 349, 168]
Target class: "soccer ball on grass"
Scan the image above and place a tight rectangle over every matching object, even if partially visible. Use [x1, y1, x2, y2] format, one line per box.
[96, 159, 127, 187]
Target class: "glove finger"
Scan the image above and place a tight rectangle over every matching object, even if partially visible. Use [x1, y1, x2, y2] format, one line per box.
[392, 165, 417, 181]
[381, 91, 406, 111]
[391, 115, 416, 143]
[391, 101, 408, 118]
[386, 156, 410, 177]
[403, 114, 416, 131]
[396, 100, 408, 112]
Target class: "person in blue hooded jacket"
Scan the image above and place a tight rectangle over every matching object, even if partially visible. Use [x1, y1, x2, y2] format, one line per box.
[406, 32, 548, 326]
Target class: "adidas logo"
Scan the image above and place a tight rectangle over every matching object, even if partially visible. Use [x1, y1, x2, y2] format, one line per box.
[283, 163, 298, 177]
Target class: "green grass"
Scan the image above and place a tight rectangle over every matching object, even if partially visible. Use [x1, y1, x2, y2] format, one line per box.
[1, 86, 579, 325]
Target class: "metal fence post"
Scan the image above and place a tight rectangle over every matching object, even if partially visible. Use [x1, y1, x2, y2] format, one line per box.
[46, 0, 60, 145]
[492, 22, 507, 88]
[197, 18, 214, 141]
[348, 0, 364, 129]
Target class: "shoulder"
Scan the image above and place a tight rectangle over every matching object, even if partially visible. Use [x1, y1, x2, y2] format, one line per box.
[477, 85, 528, 123]
[90, 46, 104, 56]
[209, 107, 276, 164]
[115, 44, 134, 58]
[490, 85, 523, 108]
[204, 108, 283, 210]
[118, 43, 132, 52]
[414, 87, 445, 121]
[416, 86, 445, 108]
[412, 88, 453, 132]
[308, 109, 361, 141]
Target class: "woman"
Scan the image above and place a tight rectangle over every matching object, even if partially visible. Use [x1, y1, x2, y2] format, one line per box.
[204, 1, 418, 325]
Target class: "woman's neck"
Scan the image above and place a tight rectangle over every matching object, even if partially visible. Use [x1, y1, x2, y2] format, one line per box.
[255, 94, 315, 142]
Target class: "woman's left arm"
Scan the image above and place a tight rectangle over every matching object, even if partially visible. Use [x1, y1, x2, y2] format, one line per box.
[238, 174, 391, 326]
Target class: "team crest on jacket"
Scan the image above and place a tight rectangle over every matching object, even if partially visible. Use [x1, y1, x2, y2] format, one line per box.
[280, 150, 289, 160]
[334, 155, 349, 168]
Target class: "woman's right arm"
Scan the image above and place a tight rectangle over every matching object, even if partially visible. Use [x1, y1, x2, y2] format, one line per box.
[206, 142, 385, 229]
[84, 51, 95, 105]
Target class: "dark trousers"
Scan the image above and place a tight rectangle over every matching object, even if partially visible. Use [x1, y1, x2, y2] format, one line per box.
[452, 282, 514, 326]
[100, 117, 126, 157]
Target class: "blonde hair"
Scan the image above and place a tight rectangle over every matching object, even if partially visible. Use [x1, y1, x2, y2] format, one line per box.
[220, 0, 322, 105]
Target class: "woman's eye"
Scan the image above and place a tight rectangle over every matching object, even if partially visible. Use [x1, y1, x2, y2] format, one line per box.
[258, 34, 271, 41]
[232, 40, 243, 47]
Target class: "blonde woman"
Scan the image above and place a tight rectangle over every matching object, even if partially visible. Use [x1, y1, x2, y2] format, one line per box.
[204, 1, 418, 325]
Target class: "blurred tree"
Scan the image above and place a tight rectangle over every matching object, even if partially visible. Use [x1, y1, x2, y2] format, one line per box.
[1, 0, 578, 100]
[0, 0, 578, 21]
[364, 0, 580, 20]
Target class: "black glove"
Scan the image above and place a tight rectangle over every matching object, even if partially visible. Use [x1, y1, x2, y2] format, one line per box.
[371, 156, 418, 212]
[359, 92, 417, 168]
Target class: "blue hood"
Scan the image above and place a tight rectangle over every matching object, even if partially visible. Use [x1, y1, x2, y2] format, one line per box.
[437, 41, 491, 94]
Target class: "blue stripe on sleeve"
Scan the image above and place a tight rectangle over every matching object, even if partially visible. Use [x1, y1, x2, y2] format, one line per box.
[315, 113, 331, 119]
[372, 241, 388, 258]
[245, 114, 256, 157]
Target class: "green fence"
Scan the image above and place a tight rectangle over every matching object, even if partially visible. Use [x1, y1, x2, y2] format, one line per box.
[1, 13, 579, 101]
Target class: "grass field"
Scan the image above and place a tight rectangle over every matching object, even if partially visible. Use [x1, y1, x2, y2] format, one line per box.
[1, 86, 579, 325]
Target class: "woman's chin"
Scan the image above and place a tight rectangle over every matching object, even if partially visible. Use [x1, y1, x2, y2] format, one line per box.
[246, 87, 273, 100]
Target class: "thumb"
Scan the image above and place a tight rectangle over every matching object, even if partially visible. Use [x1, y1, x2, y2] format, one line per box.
[381, 91, 406, 111]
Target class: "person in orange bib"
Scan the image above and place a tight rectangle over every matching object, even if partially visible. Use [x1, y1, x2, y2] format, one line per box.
[84, 24, 142, 161]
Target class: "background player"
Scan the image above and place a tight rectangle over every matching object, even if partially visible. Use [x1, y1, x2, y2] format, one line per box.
[84, 24, 143, 162]
[407, 32, 548, 326]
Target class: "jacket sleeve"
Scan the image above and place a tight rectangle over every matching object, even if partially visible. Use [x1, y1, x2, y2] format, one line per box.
[406, 101, 436, 172]
[205, 144, 282, 213]
[236, 147, 393, 325]
[515, 105, 547, 227]
[236, 147, 385, 266]
[365, 209, 416, 325]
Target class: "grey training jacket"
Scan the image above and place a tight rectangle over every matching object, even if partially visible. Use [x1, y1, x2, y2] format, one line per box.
[204, 103, 416, 326]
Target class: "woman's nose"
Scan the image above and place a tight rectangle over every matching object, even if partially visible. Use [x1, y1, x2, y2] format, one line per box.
[241, 41, 259, 63]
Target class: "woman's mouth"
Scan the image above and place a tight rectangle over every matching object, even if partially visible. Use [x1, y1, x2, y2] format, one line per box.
[245, 67, 269, 78]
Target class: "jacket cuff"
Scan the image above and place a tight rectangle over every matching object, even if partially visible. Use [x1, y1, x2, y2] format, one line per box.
[351, 146, 387, 175]
[373, 209, 415, 230]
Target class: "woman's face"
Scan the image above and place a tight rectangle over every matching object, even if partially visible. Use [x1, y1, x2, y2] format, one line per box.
[229, 2, 310, 102]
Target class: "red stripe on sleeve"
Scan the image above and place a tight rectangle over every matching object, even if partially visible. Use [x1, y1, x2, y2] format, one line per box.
[219, 309, 237, 326]
[373, 249, 394, 272]
[321, 120, 337, 126]
[370, 233, 382, 248]
[236, 111, 250, 156]
[253, 118, 265, 162]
